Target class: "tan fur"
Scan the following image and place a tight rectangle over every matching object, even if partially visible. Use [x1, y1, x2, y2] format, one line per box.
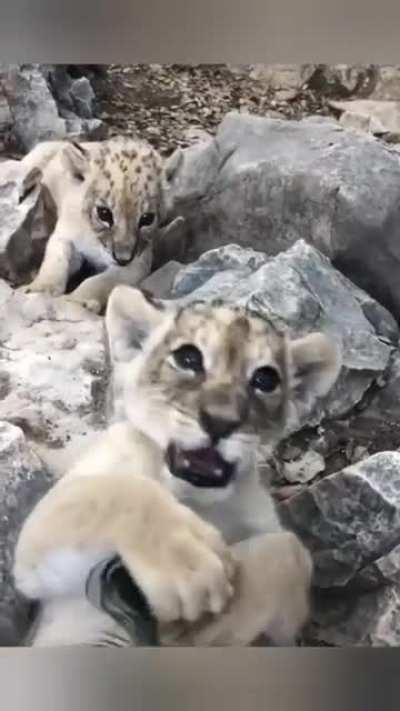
[19, 136, 169, 313]
[15, 468, 235, 625]
[14, 287, 341, 647]
[162, 532, 313, 646]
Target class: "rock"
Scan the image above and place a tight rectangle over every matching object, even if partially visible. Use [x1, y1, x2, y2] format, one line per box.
[355, 544, 400, 590]
[63, 116, 106, 142]
[0, 85, 12, 150]
[2, 65, 67, 151]
[279, 451, 400, 589]
[43, 66, 106, 140]
[167, 111, 400, 319]
[0, 159, 56, 286]
[248, 64, 315, 100]
[336, 350, 400, 462]
[329, 99, 400, 135]
[69, 77, 95, 119]
[0, 422, 53, 646]
[171, 241, 396, 434]
[1, 64, 105, 152]
[46, 66, 96, 119]
[307, 64, 379, 99]
[0, 283, 109, 474]
[140, 261, 183, 299]
[283, 449, 325, 484]
[171, 243, 268, 298]
[357, 351, 400, 424]
[316, 64, 400, 104]
[307, 585, 400, 646]
[369, 66, 400, 101]
[226, 64, 315, 101]
[65, 65, 108, 81]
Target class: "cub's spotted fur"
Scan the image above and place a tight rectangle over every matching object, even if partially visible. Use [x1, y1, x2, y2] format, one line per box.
[20, 136, 170, 313]
[14, 288, 341, 647]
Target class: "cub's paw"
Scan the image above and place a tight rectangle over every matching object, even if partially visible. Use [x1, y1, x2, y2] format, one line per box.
[166, 532, 313, 647]
[122, 507, 236, 624]
[20, 281, 64, 297]
[62, 295, 103, 314]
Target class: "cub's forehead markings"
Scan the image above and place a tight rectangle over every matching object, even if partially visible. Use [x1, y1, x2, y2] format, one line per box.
[173, 302, 284, 348]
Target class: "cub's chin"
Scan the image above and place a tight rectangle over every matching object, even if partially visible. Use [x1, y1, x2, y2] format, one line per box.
[166, 443, 236, 489]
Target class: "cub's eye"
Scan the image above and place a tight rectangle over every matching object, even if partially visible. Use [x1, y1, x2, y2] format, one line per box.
[250, 366, 281, 393]
[139, 212, 156, 228]
[96, 206, 114, 227]
[172, 344, 204, 373]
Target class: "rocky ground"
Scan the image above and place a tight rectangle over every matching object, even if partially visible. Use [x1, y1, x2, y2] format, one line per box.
[2, 64, 394, 158]
[3, 64, 400, 647]
[94, 64, 333, 155]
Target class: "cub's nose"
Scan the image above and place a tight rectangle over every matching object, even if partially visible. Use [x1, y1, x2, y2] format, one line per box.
[112, 244, 136, 266]
[199, 410, 241, 442]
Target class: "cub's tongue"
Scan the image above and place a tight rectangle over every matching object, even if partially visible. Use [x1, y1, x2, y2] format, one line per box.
[167, 444, 235, 488]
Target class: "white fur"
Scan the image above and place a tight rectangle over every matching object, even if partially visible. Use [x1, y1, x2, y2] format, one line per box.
[30, 597, 129, 647]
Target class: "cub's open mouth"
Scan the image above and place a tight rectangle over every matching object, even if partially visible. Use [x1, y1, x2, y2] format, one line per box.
[166, 444, 235, 488]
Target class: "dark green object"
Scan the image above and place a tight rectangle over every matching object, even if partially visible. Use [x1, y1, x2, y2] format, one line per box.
[85, 556, 160, 647]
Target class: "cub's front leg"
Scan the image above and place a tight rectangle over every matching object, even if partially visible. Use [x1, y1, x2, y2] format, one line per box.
[14, 472, 235, 624]
[163, 531, 313, 647]
[66, 242, 153, 314]
[22, 234, 77, 296]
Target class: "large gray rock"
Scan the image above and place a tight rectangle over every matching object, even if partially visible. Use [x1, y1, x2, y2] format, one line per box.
[355, 544, 400, 589]
[279, 452, 400, 589]
[141, 261, 184, 299]
[0, 280, 109, 474]
[307, 584, 400, 647]
[1, 65, 105, 151]
[45, 66, 96, 120]
[171, 241, 397, 435]
[306, 64, 379, 99]
[329, 99, 400, 136]
[167, 111, 400, 319]
[0, 160, 56, 286]
[0, 85, 12, 151]
[2, 65, 67, 151]
[309, 64, 400, 102]
[0, 422, 52, 646]
[246, 64, 315, 100]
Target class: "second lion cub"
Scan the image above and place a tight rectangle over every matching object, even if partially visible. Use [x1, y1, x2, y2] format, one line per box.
[20, 136, 170, 313]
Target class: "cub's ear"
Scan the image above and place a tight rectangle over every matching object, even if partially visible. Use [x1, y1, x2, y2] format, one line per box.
[62, 141, 90, 181]
[288, 332, 342, 400]
[105, 286, 168, 364]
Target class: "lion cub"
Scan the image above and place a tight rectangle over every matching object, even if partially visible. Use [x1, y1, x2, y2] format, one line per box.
[13, 288, 341, 647]
[20, 136, 170, 313]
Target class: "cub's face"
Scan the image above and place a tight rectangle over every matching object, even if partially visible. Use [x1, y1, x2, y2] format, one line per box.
[62, 138, 165, 265]
[106, 287, 341, 493]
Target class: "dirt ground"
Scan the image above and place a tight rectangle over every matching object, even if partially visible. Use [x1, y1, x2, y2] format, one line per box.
[94, 64, 336, 156]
